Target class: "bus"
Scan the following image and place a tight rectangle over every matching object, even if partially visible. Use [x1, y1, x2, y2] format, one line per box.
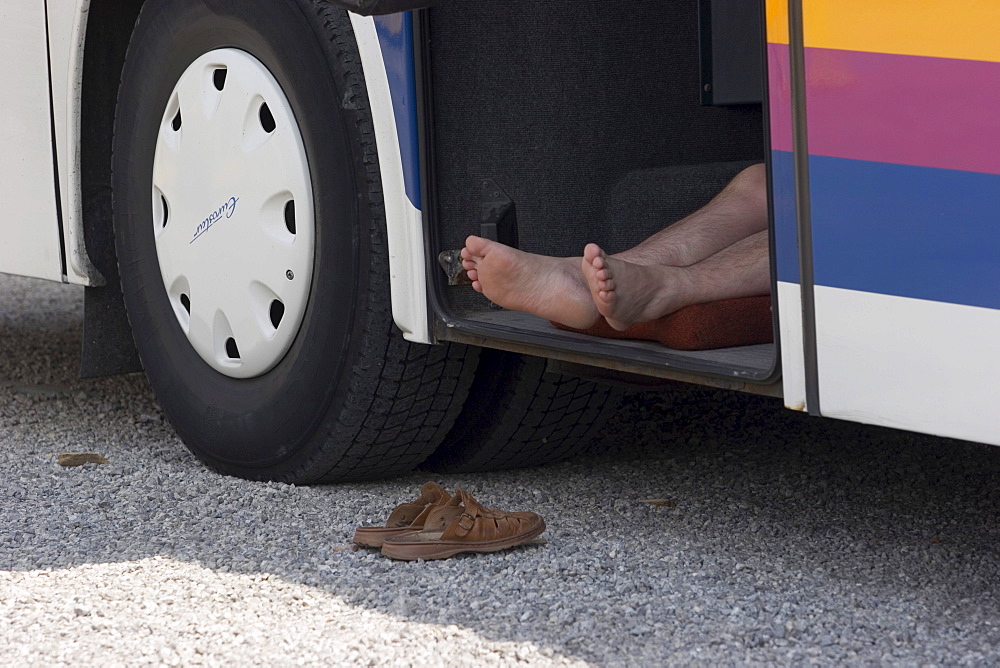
[3, 0, 997, 482]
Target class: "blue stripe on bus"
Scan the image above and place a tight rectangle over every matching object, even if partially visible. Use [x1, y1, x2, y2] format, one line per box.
[373, 14, 421, 209]
[771, 150, 800, 284]
[809, 155, 1000, 310]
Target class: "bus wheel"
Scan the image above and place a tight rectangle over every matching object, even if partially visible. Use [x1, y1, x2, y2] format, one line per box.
[112, 0, 475, 482]
[422, 351, 622, 473]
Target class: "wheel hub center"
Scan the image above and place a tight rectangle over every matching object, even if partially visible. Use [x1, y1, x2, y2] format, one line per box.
[151, 49, 315, 379]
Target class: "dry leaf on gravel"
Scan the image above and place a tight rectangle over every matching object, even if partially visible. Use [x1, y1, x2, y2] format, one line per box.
[639, 498, 678, 509]
[58, 453, 109, 467]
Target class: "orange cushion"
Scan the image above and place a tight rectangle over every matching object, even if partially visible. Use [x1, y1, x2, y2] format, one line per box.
[552, 295, 773, 351]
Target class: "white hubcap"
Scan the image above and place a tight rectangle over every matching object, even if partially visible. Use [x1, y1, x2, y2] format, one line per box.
[152, 49, 315, 379]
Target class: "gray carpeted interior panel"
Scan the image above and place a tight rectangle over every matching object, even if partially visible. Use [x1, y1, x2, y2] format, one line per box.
[429, 0, 765, 261]
[428, 1, 772, 371]
[467, 310, 775, 374]
[602, 161, 757, 254]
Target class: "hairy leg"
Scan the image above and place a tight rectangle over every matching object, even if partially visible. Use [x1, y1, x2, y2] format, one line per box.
[461, 236, 600, 329]
[583, 231, 770, 330]
[614, 164, 768, 267]
[459, 164, 768, 327]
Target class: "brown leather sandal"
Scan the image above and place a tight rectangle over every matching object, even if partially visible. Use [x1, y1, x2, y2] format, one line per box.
[352, 481, 452, 548]
[380, 488, 545, 561]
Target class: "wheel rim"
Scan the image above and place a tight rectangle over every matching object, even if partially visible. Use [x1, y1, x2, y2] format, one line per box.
[151, 49, 315, 379]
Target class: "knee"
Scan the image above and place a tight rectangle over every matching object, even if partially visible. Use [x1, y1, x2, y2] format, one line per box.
[731, 163, 765, 191]
[727, 163, 767, 207]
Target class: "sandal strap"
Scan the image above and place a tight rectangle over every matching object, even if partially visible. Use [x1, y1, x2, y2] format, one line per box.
[433, 488, 539, 541]
[414, 481, 450, 506]
[452, 489, 481, 536]
[384, 481, 450, 528]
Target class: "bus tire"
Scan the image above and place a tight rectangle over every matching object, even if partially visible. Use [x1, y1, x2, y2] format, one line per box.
[112, 0, 476, 482]
[422, 351, 622, 473]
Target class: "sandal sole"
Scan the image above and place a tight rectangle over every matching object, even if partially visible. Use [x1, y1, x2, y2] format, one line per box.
[380, 520, 546, 561]
[352, 526, 421, 548]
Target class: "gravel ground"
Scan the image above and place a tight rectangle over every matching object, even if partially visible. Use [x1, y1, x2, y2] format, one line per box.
[2, 273, 1000, 666]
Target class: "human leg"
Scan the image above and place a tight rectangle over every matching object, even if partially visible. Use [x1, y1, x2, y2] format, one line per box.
[461, 163, 768, 327]
[583, 230, 770, 331]
[614, 163, 768, 267]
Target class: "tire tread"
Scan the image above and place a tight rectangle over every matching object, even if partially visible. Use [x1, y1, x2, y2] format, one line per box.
[424, 351, 621, 473]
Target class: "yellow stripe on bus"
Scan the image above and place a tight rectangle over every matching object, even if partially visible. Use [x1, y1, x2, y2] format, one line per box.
[767, 0, 1000, 64]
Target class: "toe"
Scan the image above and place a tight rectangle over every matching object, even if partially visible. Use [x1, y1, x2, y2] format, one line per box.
[606, 317, 629, 332]
[465, 235, 491, 256]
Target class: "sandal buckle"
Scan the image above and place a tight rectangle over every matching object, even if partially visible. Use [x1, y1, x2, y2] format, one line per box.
[457, 513, 476, 533]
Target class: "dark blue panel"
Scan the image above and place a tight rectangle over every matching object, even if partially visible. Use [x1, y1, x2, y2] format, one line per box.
[810, 155, 1000, 309]
[771, 150, 799, 284]
[373, 14, 421, 209]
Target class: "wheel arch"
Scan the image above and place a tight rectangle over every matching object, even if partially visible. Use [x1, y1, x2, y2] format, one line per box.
[346, 14, 433, 344]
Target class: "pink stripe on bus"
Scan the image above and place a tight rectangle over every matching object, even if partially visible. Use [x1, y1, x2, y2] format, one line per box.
[803, 48, 1000, 175]
[767, 43, 794, 152]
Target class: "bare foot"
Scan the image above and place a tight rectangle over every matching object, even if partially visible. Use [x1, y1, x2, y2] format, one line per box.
[582, 243, 693, 331]
[461, 236, 599, 329]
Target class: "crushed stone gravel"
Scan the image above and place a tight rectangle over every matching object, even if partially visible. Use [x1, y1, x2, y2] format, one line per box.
[2, 273, 1000, 665]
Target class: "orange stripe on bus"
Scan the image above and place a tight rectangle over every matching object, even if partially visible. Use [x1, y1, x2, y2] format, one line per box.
[782, 1, 1000, 63]
[766, 0, 790, 45]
